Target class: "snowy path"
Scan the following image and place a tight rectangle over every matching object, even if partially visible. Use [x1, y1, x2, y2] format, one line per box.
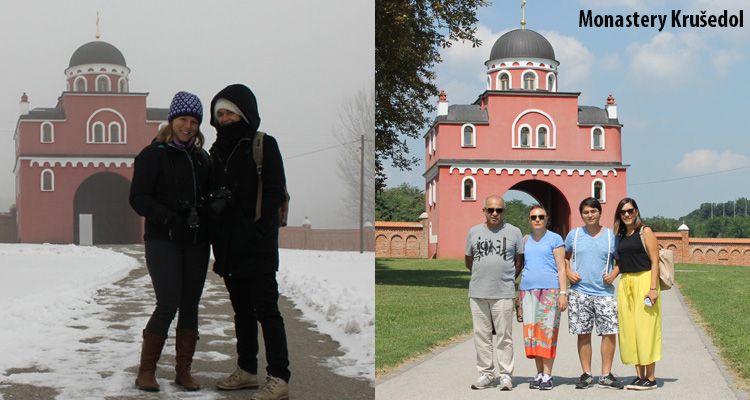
[0, 245, 373, 400]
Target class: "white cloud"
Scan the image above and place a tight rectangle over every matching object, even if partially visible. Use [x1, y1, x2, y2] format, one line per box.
[713, 49, 743, 78]
[626, 31, 706, 85]
[540, 31, 594, 89]
[675, 149, 750, 175]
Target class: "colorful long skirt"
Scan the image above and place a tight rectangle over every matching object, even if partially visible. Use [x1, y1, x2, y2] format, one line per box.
[520, 288, 561, 359]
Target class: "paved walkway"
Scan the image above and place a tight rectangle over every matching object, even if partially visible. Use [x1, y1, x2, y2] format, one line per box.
[0, 245, 373, 400]
[376, 284, 748, 399]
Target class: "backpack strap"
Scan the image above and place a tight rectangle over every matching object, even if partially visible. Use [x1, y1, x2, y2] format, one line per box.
[252, 131, 265, 222]
[605, 228, 612, 274]
[572, 228, 580, 273]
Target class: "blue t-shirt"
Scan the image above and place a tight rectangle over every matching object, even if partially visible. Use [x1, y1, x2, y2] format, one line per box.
[564, 227, 616, 296]
[520, 230, 564, 290]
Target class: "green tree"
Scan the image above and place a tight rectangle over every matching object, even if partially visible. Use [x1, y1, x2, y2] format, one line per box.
[502, 199, 532, 235]
[375, 0, 488, 191]
[375, 183, 425, 222]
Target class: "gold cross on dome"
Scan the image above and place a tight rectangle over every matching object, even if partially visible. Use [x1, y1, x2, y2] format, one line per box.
[521, 0, 526, 30]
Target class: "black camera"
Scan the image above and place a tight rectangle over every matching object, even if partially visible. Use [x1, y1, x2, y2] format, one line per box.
[208, 186, 234, 216]
[186, 207, 200, 229]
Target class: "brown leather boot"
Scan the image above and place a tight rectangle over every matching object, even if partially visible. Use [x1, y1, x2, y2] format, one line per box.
[135, 330, 166, 392]
[174, 328, 200, 391]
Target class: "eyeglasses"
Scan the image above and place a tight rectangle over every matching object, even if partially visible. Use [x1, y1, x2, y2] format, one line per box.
[484, 208, 504, 214]
[529, 215, 546, 221]
[620, 208, 637, 216]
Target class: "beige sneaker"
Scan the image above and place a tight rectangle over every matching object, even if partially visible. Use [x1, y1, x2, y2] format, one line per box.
[250, 376, 289, 400]
[216, 367, 259, 390]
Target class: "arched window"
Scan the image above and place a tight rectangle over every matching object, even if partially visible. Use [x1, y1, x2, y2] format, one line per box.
[74, 76, 87, 92]
[520, 126, 530, 147]
[118, 77, 128, 93]
[499, 72, 510, 91]
[432, 181, 437, 204]
[592, 179, 606, 203]
[96, 75, 111, 92]
[462, 176, 476, 201]
[40, 122, 54, 143]
[523, 71, 536, 90]
[537, 126, 548, 148]
[591, 127, 604, 150]
[462, 124, 476, 147]
[109, 122, 121, 143]
[432, 130, 437, 152]
[547, 73, 556, 91]
[41, 169, 54, 191]
[92, 122, 105, 143]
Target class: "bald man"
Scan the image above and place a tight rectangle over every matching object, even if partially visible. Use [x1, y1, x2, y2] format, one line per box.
[465, 196, 524, 391]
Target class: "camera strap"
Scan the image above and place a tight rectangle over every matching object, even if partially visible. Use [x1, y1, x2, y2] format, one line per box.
[252, 131, 265, 222]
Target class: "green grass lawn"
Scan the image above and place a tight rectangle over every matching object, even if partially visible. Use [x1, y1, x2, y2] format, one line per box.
[375, 258, 471, 375]
[676, 263, 750, 386]
[376, 258, 750, 387]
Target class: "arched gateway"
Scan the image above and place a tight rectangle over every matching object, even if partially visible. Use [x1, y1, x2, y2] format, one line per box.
[73, 172, 140, 244]
[424, 28, 627, 258]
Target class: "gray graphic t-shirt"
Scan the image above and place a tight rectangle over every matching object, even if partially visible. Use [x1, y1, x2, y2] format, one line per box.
[465, 222, 524, 299]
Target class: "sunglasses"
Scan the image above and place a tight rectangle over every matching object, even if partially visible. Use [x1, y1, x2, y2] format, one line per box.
[620, 208, 637, 216]
[529, 215, 546, 221]
[485, 208, 504, 214]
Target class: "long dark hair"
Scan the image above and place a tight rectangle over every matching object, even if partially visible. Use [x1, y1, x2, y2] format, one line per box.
[613, 197, 643, 237]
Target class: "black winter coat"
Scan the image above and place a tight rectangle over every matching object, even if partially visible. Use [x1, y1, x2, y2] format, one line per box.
[208, 131, 286, 277]
[208, 84, 287, 278]
[129, 141, 211, 245]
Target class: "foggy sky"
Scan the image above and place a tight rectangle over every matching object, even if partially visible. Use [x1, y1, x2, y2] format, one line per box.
[0, 0, 374, 228]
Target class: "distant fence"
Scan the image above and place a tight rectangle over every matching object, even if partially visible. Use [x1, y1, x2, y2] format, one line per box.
[375, 221, 750, 265]
[656, 230, 750, 266]
[374, 221, 427, 258]
[279, 227, 374, 252]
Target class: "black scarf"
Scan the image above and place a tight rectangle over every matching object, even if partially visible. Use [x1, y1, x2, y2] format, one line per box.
[213, 121, 252, 158]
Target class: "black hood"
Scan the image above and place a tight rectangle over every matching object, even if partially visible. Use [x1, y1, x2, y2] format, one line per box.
[209, 84, 261, 133]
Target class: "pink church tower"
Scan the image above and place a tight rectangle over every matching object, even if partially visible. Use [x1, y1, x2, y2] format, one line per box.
[424, 28, 627, 258]
[14, 40, 168, 244]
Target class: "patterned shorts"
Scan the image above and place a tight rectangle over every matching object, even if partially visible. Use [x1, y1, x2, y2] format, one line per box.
[567, 290, 618, 335]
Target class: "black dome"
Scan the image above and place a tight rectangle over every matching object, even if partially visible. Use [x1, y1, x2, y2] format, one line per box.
[68, 41, 127, 68]
[488, 29, 556, 62]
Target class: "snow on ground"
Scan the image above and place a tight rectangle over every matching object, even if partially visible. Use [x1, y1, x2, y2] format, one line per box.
[278, 249, 374, 381]
[0, 244, 374, 399]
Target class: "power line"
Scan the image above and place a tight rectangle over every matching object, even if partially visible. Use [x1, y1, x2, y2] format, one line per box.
[630, 165, 750, 186]
[284, 138, 364, 161]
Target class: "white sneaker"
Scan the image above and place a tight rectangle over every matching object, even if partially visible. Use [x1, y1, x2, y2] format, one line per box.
[216, 367, 259, 390]
[499, 374, 513, 391]
[470, 374, 497, 390]
[250, 375, 289, 400]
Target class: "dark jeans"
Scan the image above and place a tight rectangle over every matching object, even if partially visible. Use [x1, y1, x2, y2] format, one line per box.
[144, 240, 209, 336]
[225, 273, 291, 382]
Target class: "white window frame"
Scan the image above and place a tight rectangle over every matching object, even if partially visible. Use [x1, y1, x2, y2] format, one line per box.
[96, 75, 111, 92]
[592, 179, 606, 203]
[461, 124, 476, 148]
[118, 77, 128, 93]
[461, 176, 476, 201]
[41, 169, 55, 191]
[74, 76, 87, 92]
[432, 180, 437, 205]
[546, 72, 556, 92]
[92, 122, 106, 143]
[497, 71, 512, 91]
[522, 69, 538, 90]
[511, 109, 557, 148]
[432, 129, 437, 152]
[591, 126, 605, 150]
[518, 124, 531, 148]
[486, 75, 491, 90]
[108, 121, 122, 143]
[40, 121, 54, 143]
[536, 124, 550, 148]
[87, 108, 128, 143]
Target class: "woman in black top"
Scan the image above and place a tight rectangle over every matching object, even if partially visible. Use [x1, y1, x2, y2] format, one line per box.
[613, 197, 661, 390]
[129, 91, 210, 392]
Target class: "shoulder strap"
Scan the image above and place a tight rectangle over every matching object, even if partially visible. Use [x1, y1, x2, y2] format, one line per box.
[253, 131, 265, 222]
[638, 225, 647, 251]
[605, 228, 612, 274]
[573, 228, 580, 272]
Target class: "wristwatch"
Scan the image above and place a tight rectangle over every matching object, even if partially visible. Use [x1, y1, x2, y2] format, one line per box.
[559, 290, 568, 295]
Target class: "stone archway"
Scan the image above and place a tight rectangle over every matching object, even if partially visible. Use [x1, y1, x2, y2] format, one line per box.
[507, 180, 572, 238]
[73, 172, 140, 244]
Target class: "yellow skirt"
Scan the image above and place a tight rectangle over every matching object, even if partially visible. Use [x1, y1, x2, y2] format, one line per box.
[617, 271, 662, 365]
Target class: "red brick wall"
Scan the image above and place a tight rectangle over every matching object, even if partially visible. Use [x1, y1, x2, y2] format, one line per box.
[374, 221, 428, 258]
[279, 227, 374, 252]
[656, 231, 750, 266]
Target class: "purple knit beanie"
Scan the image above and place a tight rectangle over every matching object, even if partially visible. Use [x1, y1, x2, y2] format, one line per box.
[167, 91, 203, 123]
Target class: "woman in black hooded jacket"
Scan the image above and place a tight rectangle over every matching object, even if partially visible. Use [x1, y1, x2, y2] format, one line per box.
[129, 91, 210, 392]
[207, 84, 290, 400]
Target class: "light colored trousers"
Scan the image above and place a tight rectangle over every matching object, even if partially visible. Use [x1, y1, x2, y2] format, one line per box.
[470, 297, 514, 377]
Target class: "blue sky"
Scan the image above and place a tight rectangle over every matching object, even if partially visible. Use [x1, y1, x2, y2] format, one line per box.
[384, 0, 749, 219]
